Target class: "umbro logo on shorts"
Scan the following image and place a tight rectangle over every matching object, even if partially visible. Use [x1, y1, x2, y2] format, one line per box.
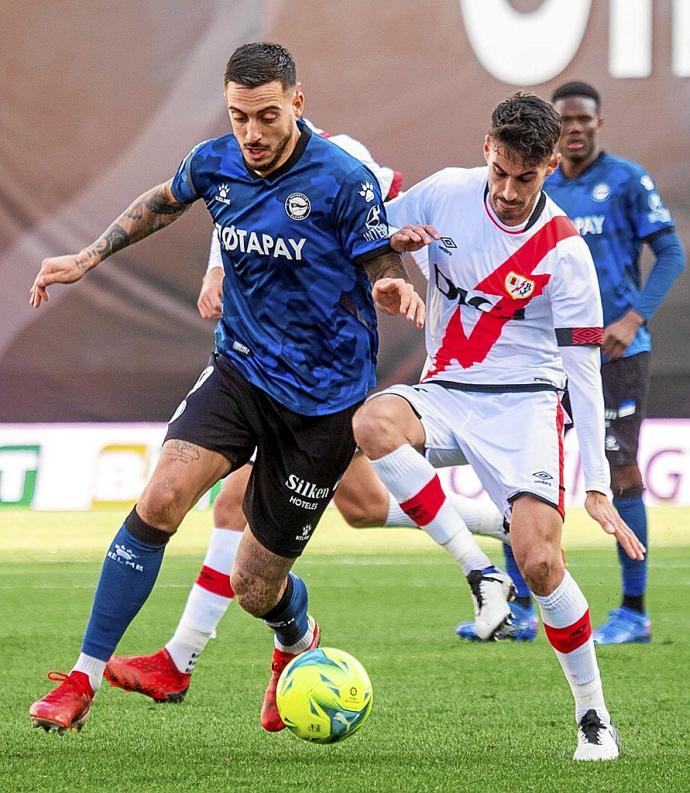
[532, 471, 554, 485]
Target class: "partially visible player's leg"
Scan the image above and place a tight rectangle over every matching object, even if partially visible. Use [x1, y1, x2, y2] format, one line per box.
[231, 529, 318, 731]
[105, 465, 252, 701]
[353, 390, 514, 640]
[29, 441, 230, 732]
[232, 395, 358, 731]
[335, 452, 507, 542]
[456, 540, 537, 642]
[511, 495, 618, 760]
[595, 353, 651, 645]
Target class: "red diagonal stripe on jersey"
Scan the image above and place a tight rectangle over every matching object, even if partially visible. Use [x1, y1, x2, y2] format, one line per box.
[572, 327, 604, 345]
[424, 216, 579, 376]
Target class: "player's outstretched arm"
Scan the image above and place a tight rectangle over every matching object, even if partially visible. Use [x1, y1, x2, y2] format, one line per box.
[584, 491, 646, 560]
[365, 251, 425, 328]
[30, 180, 190, 308]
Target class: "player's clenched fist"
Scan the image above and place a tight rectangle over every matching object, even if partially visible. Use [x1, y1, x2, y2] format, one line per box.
[30, 253, 93, 308]
[372, 277, 425, 328]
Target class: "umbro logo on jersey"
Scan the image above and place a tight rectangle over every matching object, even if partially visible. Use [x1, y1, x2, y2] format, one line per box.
[285, 192, 311, 220]
[440, 237, 457, 251]
[214, 183, 232, 205]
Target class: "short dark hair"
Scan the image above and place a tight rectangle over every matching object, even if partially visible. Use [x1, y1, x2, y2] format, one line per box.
[489, 92, 562, 166]
[224, 42, 296, 89]
[551, 81, 601, 110]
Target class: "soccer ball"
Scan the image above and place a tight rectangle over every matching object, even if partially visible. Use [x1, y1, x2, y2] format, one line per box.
[276, 647, 373, 744]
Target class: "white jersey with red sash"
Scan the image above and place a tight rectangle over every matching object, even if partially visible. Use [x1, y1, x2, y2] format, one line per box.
[386, 166, 603, 389]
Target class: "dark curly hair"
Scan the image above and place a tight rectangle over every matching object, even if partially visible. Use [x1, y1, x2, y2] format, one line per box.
[489, 92, 562, 166]
[224, 42, 296, 89]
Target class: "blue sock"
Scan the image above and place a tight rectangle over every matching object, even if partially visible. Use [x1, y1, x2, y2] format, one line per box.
[81, 509, 170, 660]
[261, 572, 309, 646]
[613, 494, 648, 602]
[503, 543, 531, 600]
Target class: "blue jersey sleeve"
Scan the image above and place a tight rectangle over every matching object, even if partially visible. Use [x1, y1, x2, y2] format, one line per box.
[625, 166, 674, 242]
[333, 164, 391, 264]
[170, 141, 209, 204]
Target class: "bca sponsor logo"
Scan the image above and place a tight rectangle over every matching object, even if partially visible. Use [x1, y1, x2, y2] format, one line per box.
[505, 271, 535, 300]
[285, 192, 311, 220]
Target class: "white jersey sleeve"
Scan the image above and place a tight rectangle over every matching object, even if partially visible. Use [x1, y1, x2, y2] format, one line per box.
[207, 231, 223, 273]
[547, 239, 609, 494]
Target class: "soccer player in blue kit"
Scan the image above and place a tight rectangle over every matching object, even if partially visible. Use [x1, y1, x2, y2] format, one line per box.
[456, 81, 686, 645]
[28, 42, 424, 734]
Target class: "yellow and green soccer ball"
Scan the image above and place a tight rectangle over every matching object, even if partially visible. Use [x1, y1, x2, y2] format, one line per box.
[276, 647, 373, 744]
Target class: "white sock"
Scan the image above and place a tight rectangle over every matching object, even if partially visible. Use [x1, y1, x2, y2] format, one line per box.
[371, 445, 491, 575]
[72, 653, 106, 692]
[384, 492, 417, 528]
[275, 616, 316, 654]
[449, 494, 507, 542]
[535, 571, 610, 724]
[165, 528, 241, 674]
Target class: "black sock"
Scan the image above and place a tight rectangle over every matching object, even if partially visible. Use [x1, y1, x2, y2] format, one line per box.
[622, 595, 645, 614]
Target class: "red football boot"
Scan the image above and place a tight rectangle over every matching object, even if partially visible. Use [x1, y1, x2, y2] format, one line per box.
[261, 618, 320, 732]
[104, 648, 191, 703]
[29, 671, 94, 734]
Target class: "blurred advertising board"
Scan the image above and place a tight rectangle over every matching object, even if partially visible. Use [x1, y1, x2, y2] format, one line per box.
[0, 420, 688, 510]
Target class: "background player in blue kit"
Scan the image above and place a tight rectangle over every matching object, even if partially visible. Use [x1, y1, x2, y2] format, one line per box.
[457, 80, 686, 646]
[28, 42, 424, 734]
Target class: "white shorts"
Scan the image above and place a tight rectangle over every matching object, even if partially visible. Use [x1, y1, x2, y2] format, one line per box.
[373, 383, 565, 521]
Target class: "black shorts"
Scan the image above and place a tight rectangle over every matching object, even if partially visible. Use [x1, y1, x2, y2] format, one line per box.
[165, 354, 358, 557]
[601, 351, 650, 467]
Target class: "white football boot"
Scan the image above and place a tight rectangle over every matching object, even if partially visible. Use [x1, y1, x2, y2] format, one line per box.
[466, 568, 515, 640]
[573, 709, 620, 761]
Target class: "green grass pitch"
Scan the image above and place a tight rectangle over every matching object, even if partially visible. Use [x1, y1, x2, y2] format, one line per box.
[1, 508, 688, 792]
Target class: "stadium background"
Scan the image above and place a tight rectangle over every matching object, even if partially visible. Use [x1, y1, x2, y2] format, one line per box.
[1, 0, 689, 422]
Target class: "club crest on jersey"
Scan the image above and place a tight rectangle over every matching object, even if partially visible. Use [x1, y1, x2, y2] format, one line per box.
[285, 192, 311, 220]
[592, 183, 610, 202]
[214, 183, 232, 205]
[505, 271, 535, 300]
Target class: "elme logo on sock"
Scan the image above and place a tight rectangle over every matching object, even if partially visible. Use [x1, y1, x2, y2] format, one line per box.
[107, 544, 144, 572]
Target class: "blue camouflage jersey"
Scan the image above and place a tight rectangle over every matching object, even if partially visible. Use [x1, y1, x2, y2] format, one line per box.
[546, 151, 675, 358]
[170, 120, 392, 415]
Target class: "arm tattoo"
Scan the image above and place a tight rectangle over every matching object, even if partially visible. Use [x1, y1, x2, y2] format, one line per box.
[163, 439, 203, 465]
[364, 250, 411, 284]
[82, 183, 190, 266]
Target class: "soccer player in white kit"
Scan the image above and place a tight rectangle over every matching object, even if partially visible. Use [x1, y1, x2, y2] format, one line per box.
[354, 92, 645, 761]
